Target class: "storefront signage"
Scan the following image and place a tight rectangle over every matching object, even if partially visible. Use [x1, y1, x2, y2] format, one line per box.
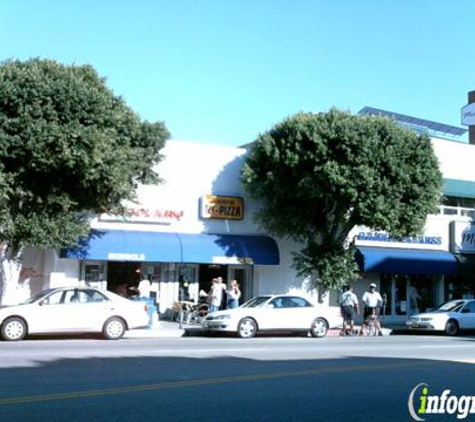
[450, 221, 475, 254]
[355, 230, 446, 250]
[99, 207, 184, 224]
[462, 102, 475, 126]
[200, 195, 244, 220]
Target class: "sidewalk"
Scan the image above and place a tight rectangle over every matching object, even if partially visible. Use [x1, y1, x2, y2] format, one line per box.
[124, 320, 404, 339]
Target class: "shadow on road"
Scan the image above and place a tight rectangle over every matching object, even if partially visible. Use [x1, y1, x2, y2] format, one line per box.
[0, 349, 475, 422]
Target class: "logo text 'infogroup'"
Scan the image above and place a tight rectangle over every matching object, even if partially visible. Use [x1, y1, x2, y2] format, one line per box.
[408, 383, 475, 421]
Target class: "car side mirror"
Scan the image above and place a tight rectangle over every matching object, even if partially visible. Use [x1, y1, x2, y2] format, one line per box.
[264, 304, 275, 309]
[461, 308, 472, 314]
[38, 300, 46, 306]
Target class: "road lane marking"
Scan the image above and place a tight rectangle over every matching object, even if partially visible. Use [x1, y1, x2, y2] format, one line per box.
[0, 361, 432, 406]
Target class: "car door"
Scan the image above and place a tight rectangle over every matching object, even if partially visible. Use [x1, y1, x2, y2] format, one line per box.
[256, 297, 291, 330]
[28, 289, 78, 333]
[259, 297, 308, 330]
[459, 301, 475, 329]
[284, 297, 315, 330]
[68, 289, 114, 331]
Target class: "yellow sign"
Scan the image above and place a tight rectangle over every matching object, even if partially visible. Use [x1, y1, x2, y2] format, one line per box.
[201, 195, 244, 220]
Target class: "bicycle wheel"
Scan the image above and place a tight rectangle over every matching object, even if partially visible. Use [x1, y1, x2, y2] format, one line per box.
[368, 319, 378, 336]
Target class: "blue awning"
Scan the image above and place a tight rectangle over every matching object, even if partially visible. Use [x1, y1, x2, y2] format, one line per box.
[355, 246, 457, 275]
[179, 233, 280, 265]
[61, 231, 182, 262]
[61, 231, 280, 265]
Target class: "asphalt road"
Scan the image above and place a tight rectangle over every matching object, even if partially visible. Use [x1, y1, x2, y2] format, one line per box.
[1, 334, 475, 422]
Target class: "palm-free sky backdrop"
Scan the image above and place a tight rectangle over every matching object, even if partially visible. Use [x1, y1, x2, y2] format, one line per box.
[1, 0, 474, 145]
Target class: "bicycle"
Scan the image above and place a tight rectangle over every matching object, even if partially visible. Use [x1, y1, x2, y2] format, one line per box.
[359, 308, 382, 337]
[178, 301, 209, 327]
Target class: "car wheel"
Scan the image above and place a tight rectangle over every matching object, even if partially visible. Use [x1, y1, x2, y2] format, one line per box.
[1, 317, 27, 341]
[103, 317, 126, 340]
[445, 319, 459, 336]
[237, 317, 257, 338]
[310, 318, 329, 338]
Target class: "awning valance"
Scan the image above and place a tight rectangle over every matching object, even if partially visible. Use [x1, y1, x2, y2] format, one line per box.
[61, 231, 280, 265]
[355, 246, 457, 275]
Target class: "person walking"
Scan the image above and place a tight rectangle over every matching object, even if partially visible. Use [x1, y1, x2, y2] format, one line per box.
[226, 279, 241, 309]
[339, 285, 359, 336]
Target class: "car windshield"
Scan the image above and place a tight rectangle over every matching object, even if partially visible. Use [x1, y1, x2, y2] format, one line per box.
[20, 289, 56, 304]
[433, 300, 466, 313]
[241, 296, 272, 308]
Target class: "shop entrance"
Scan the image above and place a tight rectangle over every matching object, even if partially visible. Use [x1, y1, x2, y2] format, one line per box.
[198, 264, 228, 295]
[379, 273, 438, 316]
[107, 261, 141, 296]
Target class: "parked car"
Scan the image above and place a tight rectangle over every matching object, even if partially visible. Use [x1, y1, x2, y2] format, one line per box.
[406, 299, 475, 336]
[0, 287, 150, 341]
[202, 294, 341, 338]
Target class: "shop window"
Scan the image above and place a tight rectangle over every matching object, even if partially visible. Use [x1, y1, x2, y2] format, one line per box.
[394, 275, 408, 315]
[179, 266, 196, 301]
[445, 277, 475, 301]
[379, 275, 392, 315]
[328, 289, 340, 307]
[84, 262, 106, 283]
[409, 275, 437, 313]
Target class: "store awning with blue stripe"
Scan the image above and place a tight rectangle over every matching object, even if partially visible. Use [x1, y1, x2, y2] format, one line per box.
[355, 246, 457, 275]
[61, 231, 280, 265]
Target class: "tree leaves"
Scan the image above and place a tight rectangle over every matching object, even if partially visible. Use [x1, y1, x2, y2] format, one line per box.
[0, 58, 169, 257]
[242, 109, 443, 290]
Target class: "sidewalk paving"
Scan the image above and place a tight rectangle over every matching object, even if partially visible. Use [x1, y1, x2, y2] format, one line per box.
[124, 320, 403, 339]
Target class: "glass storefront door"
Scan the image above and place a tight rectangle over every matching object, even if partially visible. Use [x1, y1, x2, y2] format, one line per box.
[409, 275, 437, 314]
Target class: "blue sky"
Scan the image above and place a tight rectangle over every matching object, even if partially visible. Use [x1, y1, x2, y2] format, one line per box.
[1, 0, 474, 145]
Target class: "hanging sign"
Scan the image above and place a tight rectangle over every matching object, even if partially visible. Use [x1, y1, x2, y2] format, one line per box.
[200, 195, 244, 220]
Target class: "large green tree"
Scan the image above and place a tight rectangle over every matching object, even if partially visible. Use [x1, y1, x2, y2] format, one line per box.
[0, 58, 169, 302]
[242, 109, 443, 291]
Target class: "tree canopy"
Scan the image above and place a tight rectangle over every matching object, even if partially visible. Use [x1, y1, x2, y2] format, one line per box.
[242, 109, 443, 290]
[0, 58, 169, 259]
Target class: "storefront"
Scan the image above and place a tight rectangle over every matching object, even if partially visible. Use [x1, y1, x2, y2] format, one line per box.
[47, 141, 303, 316]
[447, 220, 475, 301]
[351, 221, 457, 323]
[62, 230, 279, 316]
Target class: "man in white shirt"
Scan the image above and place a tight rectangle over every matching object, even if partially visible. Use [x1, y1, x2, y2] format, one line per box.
[209, 277, 226, 313]
[339, 285, 359, 336]
[138, 277, 151, 299]
[360, 283, 384, 336]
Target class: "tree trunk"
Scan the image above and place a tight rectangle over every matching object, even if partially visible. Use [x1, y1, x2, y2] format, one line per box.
[0, 242, 26, 305]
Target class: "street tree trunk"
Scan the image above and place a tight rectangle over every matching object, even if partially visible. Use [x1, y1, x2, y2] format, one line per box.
[0, 243, 24, 305]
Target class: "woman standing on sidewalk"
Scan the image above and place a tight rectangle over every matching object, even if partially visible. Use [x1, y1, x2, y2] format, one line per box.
[226, 280, 241, 309]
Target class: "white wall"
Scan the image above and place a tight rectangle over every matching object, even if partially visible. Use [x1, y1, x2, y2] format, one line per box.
[432, 137, 475, 181]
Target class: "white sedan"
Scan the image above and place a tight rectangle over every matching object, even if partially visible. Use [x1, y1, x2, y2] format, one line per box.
[0, 287, 150, 341]
[202, 294, 341, 338]
[406, 299, 475, 336]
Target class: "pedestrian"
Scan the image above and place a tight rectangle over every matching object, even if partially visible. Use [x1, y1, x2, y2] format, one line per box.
[360, 283, 384, 336]
[339, 285, 359, 336]
[226, 279, 241, 309]
[209, 278, 226, 314]
[138, 276, 152, 299]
